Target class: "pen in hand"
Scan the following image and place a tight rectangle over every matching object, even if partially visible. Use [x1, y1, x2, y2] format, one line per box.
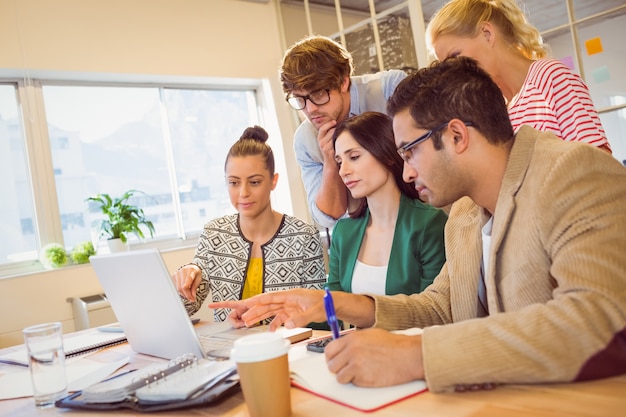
[324, 287, 340, 340]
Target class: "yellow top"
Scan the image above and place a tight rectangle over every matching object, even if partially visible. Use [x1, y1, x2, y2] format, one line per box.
[242, 258, 263, 299]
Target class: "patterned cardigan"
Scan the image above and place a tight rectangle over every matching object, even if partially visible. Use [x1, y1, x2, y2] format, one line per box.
[183, 213, 327, 322]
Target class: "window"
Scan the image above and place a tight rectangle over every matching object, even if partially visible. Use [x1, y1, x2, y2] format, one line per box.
[280, 0, 626, 162]
[0, 78, 266, 276]
[337, 8, 419, 75]
[43, 84, 259, 250]
[163, 88, 259, 235]
[0, 84, 38, 264]
[534, 1, 626, 162]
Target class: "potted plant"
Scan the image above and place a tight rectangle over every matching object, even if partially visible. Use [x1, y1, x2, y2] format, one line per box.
[86, 190, 155, 252]
[71, 240, 96, 264]
[40, 243, 68, 269]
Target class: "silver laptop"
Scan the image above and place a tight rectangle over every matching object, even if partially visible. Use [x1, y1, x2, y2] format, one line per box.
[89, 249, 273, 360]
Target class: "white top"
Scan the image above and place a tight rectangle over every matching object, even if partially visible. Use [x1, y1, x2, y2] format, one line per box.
[480, 217, 493, 313]
[351, 260, 388, 295]
[481, 216, 493, 278]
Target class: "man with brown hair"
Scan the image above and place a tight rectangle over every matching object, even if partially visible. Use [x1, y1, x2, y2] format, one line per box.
[281, 35, 406, 228]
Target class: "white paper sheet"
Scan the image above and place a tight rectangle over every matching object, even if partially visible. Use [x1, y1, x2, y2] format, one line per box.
[0, 355, 130, 400]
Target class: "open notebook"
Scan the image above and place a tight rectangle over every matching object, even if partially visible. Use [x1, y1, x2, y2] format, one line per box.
[89, 249, 311, 360]
[288, 328, 428, 412]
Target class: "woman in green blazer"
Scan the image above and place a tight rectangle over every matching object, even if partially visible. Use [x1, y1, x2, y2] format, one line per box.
[329, 112, 447, 295]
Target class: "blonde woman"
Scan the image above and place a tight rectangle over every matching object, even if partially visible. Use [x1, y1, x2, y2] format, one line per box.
[427, 0, 611, 152]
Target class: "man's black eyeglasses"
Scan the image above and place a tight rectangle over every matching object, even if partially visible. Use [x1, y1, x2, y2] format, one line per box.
[286, 89, 331, 110]
[397, 121, 473, 162]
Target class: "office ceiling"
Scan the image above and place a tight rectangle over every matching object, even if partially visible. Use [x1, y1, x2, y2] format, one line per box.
[295, 0, 625, 32]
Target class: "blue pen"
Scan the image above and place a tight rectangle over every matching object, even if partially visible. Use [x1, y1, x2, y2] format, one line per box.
[323, 287, 340, 339]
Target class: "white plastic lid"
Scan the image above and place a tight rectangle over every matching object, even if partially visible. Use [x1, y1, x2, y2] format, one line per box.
[230, 332, 290, 363]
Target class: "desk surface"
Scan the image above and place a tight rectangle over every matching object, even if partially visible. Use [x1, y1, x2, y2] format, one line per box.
[1, 326, 625, 417]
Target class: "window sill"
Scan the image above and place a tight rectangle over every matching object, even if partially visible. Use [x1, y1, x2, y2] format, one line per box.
[0, 237, 198, 280]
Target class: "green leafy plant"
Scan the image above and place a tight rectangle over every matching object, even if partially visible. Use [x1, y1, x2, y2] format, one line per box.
[71, 240, 96, 264]
[40, 243, 68, 269]
[86, 190, 155, 243]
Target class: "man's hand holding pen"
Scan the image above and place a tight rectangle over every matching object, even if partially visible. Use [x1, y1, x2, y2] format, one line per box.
[324, 328, 424, 387]
[320, 289, 424, 387]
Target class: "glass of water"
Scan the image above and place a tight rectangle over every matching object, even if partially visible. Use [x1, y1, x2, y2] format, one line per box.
[23, 322, 67, 408]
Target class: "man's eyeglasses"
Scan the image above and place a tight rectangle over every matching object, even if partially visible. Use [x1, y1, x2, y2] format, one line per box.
[286, 89, 331, 110]
[397, 121, 473, 162]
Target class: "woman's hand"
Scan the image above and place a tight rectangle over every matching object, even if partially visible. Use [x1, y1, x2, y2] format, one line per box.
[172, 264, 202, 302]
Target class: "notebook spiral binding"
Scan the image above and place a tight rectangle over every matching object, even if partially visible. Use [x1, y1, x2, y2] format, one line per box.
[80, 353, 200, 403]
[65, 335, 128, 359]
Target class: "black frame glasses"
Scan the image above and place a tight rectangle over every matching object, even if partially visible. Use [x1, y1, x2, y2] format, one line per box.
[397, 121, 473, 162]
[286, 89, 331, 110]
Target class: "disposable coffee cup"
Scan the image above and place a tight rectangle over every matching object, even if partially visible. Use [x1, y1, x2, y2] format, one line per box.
[230, 332, 291, 417]
[23, 322, 68, 408]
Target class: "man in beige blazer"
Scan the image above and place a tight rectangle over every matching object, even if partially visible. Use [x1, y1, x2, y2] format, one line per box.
[210, 57, 626, 393]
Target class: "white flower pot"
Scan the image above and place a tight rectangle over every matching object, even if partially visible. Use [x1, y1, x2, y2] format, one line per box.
[106, 238, 129, 253]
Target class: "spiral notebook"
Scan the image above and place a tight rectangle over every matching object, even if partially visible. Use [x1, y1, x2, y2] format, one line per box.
[64, 332, 128, 359]
[56, 354, 239, 412]
[0, 332, 128, 367]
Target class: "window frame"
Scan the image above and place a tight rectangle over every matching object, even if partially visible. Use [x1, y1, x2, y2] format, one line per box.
[0, 72, 285, 278]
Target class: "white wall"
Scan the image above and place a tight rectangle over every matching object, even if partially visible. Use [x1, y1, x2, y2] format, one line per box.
[0, 0, 309, 347]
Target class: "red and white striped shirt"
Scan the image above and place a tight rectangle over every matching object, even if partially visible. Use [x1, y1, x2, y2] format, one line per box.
[508, 59, 610, 150]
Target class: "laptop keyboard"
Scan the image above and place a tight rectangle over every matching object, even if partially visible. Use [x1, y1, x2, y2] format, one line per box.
[198, 335, 237, 352]
[198, 327, 264, 356]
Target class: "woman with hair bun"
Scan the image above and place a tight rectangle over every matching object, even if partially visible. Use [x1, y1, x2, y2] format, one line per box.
[427, 0, 611, 152]
[173, 126, 326, 323]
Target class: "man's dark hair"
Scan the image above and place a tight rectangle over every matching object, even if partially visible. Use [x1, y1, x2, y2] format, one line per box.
[387, 57, 514, 149]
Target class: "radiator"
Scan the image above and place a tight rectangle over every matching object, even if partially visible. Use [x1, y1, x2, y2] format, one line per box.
[68, 293, 118, 330]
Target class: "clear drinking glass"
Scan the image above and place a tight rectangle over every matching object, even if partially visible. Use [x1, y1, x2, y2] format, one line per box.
[23, 322, 68, 408]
